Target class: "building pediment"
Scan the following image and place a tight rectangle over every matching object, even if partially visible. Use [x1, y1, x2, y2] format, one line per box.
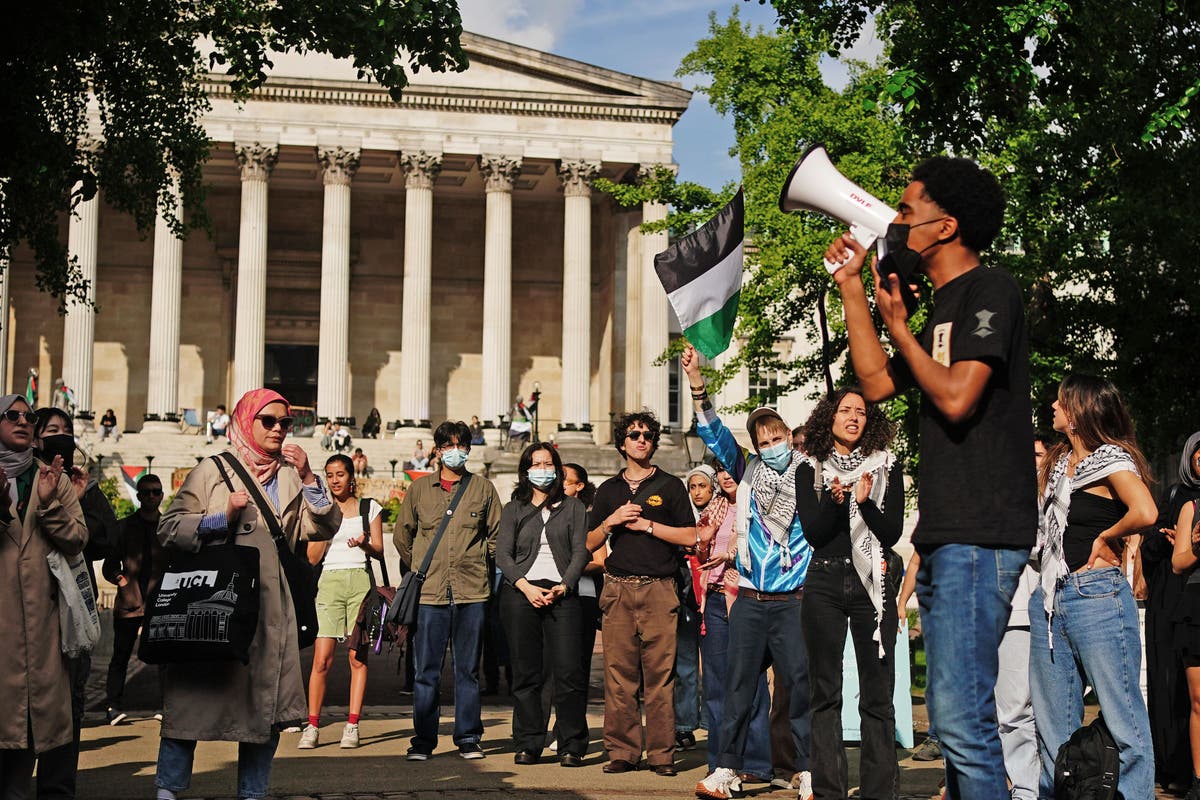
[204, 30, 691, 124]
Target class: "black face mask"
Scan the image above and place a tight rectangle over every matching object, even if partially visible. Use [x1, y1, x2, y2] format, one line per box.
[877, 219, 955, 314]
[38, 434, 75, 469]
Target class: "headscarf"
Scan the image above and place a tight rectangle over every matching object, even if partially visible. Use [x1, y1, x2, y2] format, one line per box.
[809, 447, 895, 656]
[227, 389, 290, 485]
[686, 464, 717, 520]
[0, 394, 35, 509]
[1180, 431, 1200, 490]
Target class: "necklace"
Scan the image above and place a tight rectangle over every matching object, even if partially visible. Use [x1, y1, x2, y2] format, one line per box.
[622, 466, 656, 490]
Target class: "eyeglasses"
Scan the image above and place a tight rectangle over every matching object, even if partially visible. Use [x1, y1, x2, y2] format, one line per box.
[624, 430, 651, 442]
[255, 414, 294, 432]
[1, 410, 38, 425]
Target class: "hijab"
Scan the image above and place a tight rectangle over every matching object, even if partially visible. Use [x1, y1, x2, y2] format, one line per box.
[1180, 431, 1200, 490]
[0, 394, 35, 509]
[227, 389, 290, 485]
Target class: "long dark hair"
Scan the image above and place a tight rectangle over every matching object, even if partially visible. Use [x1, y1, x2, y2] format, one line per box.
[801, 387, 895, 461]
[324, 454, 357, 499]
[564, 462, 597, 509]
[511, 442, 564, 506]
[1038, 374, 1152, 495]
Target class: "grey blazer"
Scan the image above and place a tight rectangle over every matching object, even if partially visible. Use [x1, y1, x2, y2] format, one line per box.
[495, 495, 590, 591]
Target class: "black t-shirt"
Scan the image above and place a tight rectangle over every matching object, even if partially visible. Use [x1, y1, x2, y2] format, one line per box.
[588, 468, 694, 578]
[892, 266, 1037, 548]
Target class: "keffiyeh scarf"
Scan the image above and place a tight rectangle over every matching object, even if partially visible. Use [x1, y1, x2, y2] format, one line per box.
[1033, 443, 1137, 647]
[814, 447, 895, 656]
[738, 450, 803, 573]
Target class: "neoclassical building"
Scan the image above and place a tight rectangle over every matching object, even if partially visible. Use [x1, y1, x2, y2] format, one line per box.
[5, 32, 708, 444]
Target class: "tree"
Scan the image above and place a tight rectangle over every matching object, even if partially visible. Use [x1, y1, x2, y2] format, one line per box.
[2, 0, 467, 306]
[599, 11, 921, 466]
[760, 0, 1200, 461]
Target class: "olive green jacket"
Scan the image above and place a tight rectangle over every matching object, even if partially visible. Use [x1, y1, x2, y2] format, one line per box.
[392, 471, 501, 605]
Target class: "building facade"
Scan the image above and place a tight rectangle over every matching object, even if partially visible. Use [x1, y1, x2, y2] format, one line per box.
[4, 33, 709, 444]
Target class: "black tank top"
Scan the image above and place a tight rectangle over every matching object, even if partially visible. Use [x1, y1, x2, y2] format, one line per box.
[1063, 489, 1127, 572]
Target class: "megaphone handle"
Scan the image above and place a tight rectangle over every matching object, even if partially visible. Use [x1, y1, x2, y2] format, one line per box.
[823, 224, 881, 275]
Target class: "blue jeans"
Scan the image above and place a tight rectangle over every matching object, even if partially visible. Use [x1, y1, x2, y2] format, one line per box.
[717, 593, 810, 773]
[156, 733, 279, 798]
[701, 591, 772, 777]
[674, 605, 702, 733]
[917, 544, 1027, 800]
[1029, 568, 1153, 800]
[411, 601, 485, 753]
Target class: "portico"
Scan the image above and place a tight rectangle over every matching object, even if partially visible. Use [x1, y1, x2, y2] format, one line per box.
[7, 33, 691, 444]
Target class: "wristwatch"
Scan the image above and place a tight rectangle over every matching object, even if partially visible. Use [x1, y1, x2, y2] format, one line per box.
[645, 521, 655, 537]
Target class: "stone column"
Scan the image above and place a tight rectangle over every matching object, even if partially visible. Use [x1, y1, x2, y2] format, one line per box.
[316, 146, 360, 423]
[558, 160, 600, 444]
[479, 155, 521, 446]
[143, 179, 184, 432]
[62, 189, 99, 426]
[232, 143, 277, 402]
[640, 165, 671, 424]
[397, 151, 441, 446]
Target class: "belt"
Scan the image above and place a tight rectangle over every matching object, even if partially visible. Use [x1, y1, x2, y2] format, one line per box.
[706, 583, 726, 595]
[605, 572, 668, 586]
[740, 587, 803, 602]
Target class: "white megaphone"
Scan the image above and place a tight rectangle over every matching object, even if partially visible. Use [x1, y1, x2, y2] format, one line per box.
[779, 144, 897, 274]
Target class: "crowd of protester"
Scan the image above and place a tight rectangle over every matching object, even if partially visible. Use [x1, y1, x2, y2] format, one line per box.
[6, 154, 1200, 800]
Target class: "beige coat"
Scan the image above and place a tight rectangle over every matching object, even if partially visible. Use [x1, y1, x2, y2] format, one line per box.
[0, 461, 88, 753]
[157, 455, 340, 743]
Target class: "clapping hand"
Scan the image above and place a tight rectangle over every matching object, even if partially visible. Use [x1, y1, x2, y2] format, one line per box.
[855, 473, 873, 504]
[37, 455, 65, 507]
[830, 477, 847, 504]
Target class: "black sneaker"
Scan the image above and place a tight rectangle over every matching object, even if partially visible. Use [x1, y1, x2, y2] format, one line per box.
[106, 708, 128, 726]
[406, 747, 431, 761]
[675, 730, 696, 750]
[458, 743, 485, 760]
[911, 737, 943, 761]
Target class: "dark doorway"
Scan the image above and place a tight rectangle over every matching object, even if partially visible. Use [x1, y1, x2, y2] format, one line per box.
[264, 344, 318, 408]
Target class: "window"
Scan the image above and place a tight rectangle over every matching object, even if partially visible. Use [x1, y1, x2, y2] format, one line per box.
[748, 370, 779, 411]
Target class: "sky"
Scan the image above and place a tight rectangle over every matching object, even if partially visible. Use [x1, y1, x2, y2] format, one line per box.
[456, 0, 882, 189]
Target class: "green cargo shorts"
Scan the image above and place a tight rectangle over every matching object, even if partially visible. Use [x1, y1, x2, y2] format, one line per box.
[315, 568, 371, 640]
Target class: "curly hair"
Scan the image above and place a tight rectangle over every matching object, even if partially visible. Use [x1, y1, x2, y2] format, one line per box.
[801, 387, 896, 462]
[612, 410, 661, 458]
[911, 156, 1005, 253]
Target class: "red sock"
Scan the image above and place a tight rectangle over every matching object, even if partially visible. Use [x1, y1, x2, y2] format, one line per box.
[308, 715, 319, 728]
[348, 713, 360, 725]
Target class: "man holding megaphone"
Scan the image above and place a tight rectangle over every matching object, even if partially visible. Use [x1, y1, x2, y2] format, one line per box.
[824, 157, 1037, 800]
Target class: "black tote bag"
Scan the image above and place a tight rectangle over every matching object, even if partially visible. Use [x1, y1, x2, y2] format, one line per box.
[138, 542, 261, 665]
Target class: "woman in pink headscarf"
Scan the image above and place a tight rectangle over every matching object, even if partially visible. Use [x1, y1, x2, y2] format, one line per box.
[155, 389, 341, 800]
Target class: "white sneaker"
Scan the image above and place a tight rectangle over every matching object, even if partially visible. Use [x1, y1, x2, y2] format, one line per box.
[340, 723, 360, 749]
[696, 767, 741, 799]
[796, 770, 813, 800]
[297, 724, 319, 749]
[548, 738, 558, 752]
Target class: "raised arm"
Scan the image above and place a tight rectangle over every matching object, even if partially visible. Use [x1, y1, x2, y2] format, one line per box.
[826, 235, 902, 401]
[681, 343, 748, 481]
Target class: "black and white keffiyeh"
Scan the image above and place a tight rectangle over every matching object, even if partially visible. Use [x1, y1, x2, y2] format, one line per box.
[737, 450, 803, 573]
[1033, 443, 1138, 644]
[813, 447, 895, 656]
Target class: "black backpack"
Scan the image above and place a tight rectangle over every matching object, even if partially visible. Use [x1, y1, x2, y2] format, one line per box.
[1054, 715, 1120, 800]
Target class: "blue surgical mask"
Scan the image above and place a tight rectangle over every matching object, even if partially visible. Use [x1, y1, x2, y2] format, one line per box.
[441, 447, 468, 469]
[527, 468, 557, 489]
[759, 442, 793, 473]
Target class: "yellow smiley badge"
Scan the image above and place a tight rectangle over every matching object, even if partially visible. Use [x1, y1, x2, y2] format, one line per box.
[646, 495, 663, 507]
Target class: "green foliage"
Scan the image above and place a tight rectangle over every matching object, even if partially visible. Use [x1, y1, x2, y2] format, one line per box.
[99, 475, 137, 519]
[2, 0, 467, 308]
[380, 495, 403, 524]
[760, 0, 1200, 462]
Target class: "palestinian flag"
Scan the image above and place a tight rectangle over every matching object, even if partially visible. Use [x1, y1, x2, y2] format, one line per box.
[24, 371, 37, 407]
[121, 465, 148, 508]
[652, 189, 744, 359]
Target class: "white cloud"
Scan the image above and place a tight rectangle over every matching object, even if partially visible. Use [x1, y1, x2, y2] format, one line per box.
[457, 0, 584, 52]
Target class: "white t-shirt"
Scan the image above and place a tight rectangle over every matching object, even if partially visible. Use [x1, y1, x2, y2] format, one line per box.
[323, 499, 383, 571]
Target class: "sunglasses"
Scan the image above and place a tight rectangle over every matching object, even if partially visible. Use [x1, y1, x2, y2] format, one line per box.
[624, 430, 652, 442]
[1, 410, 38, 425]
[255, 414, 294, 432]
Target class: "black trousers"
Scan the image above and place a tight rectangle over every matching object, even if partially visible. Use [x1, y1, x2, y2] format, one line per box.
[36, 653, 88, 800]
[105, 616, 144, 709]
[542, 592, 599, 740]
[499, 584, 588, 757]
[800, 557, 897, 800]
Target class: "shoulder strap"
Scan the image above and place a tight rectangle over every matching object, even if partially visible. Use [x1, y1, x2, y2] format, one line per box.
[215, 453, 288, 543]
[359, 497, 390, 586]
[414, 473, 473, 579]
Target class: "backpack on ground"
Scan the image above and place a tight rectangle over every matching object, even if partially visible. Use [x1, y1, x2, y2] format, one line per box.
[1054, 715, 1120, 800]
